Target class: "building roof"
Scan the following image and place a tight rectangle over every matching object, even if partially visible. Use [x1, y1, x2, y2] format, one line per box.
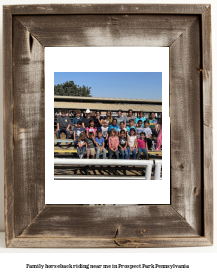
[54, 96, 162, 104]
[54, 102, 162, 112]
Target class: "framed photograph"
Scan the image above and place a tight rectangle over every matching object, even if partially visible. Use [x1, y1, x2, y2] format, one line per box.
[47, 47, 169, 205]
[4, 4, 212, 247]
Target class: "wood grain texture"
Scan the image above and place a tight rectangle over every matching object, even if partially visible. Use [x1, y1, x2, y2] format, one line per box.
[3, 7, 14, 247]
[3, 4, 213, 248]
[20, 205, 198, 238]
[170, 17, 202, 234]
[8, 237, 211, 248]
[16, 15, 197, 47]
[12, 17, 45, 237]
[202, 5, 213, 244]
[4, 4, 207, 15]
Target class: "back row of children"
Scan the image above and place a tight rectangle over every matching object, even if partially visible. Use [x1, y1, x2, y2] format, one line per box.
[74, 118, 151, 159]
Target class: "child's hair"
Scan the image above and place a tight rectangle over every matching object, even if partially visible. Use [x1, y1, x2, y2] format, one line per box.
[112, 119, 117, 123]
[75, 110, 81, 114]
[97, 130, 102, 136]
[88, 120, 95, 127]
[144, 120, 149, 125]
[103, 120, 109, 124]
[129, 128, 136, 135]
[138, 120, 143, 124]
[118, 109, 122, 113]
[150, 112, 155, 117]
[139, 132, 147, 142]
[109, 128, 117, 136]
[78, 132, 86, 140]
[89, 132, 94, 137]
[120, 121, 125, 125]
[61, 109, 67, 114]
[129, 119, 135, 123]
[120, 130, 126, 135]
[77, 121, 82, 125]
[139, 111, 144, 115]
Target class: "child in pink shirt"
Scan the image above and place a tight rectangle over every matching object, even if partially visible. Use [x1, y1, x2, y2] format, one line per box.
[86, 120, 97, 138]
[137, 132, 149, 159]
[108, 129, 119, 159]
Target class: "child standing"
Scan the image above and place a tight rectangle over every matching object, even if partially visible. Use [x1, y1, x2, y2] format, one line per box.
[118, 130, 128, 159]
[77, 132, 87, 158]
[86, 120, 97, 137]
[137, 132, 148, 159]
[95, 131, 106, 159]
[86, 132, 96, 159]
[143, 121, 152, 150]
[108, 129, 119, 159]
[101, 120, 109, 148]
[127, 128, 137, 159]
[73, 121, 85, 148]
[136, 120, 145, 138]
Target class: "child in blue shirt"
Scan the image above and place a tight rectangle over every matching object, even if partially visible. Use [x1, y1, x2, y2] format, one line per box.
[126, 119, 136, 135]
[135, 111, 146, 127]
[136, 120, 145, 138]
[108, 119, 120, 135]
[95, 131, 106, 159]
[73, 121, 85, 148]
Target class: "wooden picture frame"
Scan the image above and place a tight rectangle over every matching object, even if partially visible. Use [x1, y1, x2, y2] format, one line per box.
[3, 4, 213, 248]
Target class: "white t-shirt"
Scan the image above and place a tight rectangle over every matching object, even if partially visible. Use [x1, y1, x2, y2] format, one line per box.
[129, 135, 137, 148]
[101, 126, 109, 138]
[144, 127, 152, 137]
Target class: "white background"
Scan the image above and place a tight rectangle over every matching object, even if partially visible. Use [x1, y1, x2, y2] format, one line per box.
[0, 0, 216, 277]
[46, 47, 170, 204]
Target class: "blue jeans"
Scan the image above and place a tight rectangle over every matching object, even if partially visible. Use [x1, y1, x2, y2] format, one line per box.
[127, 147, 137, 159]
[77, 146, 86, 156]
[119, 148, 128, 159]
[56, 128, 70, 139]
[108, 149, 119, 159]
[137, 148, 148, 159]
[96, 147, 106, 159]
[74, 138, 78, 148]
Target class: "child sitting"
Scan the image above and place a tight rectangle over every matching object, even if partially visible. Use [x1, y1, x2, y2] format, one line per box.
[126, 119, 136, 135]
[118, 130, 128, 159]
[77, 132, 87, 159]
[86, 132, 95, 159]
[101, 120, 109, 148]
[137, 132, 148, 159]
[108, 129, 119, 159]
[86, 120, 97, 137]
[127, 128, 137, 159]
[73, 121, 85, 148]
[136, 120, 144, 138]
[95, 131, 106, 159]
[144, 121, 152, 150]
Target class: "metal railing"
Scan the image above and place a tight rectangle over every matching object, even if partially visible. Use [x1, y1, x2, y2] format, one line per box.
[54, 159, 162, 180]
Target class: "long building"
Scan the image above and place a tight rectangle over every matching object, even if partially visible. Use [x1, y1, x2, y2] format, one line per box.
[54, 96, 162, 117]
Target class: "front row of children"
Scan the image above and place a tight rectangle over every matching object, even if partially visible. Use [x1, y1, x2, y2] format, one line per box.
[76, 128, 149, 160]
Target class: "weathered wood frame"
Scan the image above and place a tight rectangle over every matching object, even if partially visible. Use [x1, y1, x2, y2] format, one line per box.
[3, 4, 212, 248]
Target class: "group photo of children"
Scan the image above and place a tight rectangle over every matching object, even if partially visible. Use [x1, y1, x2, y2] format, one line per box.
[55, 108, 162, 160]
